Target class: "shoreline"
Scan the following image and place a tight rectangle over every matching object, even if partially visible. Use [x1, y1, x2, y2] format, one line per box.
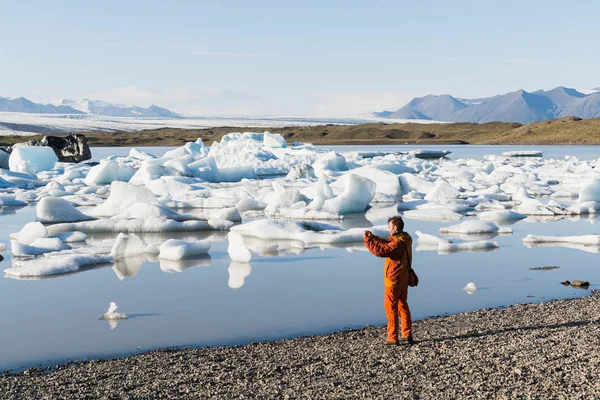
[2, 292, 598, 398]
[1, 117, 600, 147]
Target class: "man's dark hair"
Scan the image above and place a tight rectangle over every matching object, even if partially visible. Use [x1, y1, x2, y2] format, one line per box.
[388, 216, 404, 232]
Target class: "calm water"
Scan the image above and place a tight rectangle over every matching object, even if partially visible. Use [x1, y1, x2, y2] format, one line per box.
[0, 145, 599, 372]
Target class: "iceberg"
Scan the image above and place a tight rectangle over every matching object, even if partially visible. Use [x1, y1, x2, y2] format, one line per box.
[9, 146, 58, 175]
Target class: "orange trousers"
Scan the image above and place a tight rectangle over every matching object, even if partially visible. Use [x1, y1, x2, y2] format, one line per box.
[384, 285, 412, 342]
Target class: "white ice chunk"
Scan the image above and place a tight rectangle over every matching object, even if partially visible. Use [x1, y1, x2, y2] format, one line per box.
[100, 302, 128, 320]
[9, 146, 58, 175]
[263, 131, 287, 148]
[322, 174, 376, 214]
[424, 180, 460, 203]
[84, 159, 136, 185]
[416, 231, 453, 244]
[438, 240, 499, 253]
[49, 231, 88, 243]
[4, 253, 113, 278]
[158, 239, 211, 260]
[439, 220, 512, 235]
[286, 164, 316, 179]
[36, 196, 95, 223]
[402, 207, 463, 222]
[578, 178, 600, 203]
[0, 194, 28, 207]
[462, 282, 477, 294]
[46, 219, 219, 235]
[502, 151, 543, 157]
[11, 238, 71, 257]
[478, 210, 527, 223]
[228, 231, 252, 262]
[16, 222, 48, 245]
[110, 233, 147, 258]
[312, 152, 349, 175]
[88, 181, 159, 218]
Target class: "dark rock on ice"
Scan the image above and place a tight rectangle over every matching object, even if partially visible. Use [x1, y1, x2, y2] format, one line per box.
[9, 134, 91, 163]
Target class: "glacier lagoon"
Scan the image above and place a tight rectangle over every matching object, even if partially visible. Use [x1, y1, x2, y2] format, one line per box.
[0, 144, 599, 372]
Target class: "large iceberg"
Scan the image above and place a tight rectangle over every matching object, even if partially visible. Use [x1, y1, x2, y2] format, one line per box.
[9, 146, 58, 176]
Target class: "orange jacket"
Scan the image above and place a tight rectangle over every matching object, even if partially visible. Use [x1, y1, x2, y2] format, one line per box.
[364, 232, 413, 288]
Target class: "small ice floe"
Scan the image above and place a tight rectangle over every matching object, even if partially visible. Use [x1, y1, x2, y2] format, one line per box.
[501, 150, 543, 157]
[415, 231, 452, 251]
[478, 210, 527, 223]
[409, 149, 451, 159]
[462, 282, 477, 294]
[402, 207, 464, 222]
[158, 239, 211, 261]
[100, 302, 128, 329]
[522, 234, 600, 246]
[438, 240, 499, 254]
[439, 220, 512, 235]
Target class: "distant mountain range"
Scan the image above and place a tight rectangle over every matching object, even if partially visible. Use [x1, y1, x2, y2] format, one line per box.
[377, 87, 600, 124]
[0, 96, 181, 118]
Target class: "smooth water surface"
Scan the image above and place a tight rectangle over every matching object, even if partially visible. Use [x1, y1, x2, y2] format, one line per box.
[0, 145, 599, 372]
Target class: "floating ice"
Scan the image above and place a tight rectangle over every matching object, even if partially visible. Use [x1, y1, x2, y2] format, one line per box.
[158, 239, 211, 260]
[84, 159, 136, 185]
[321, 174, 376, 214]
[231, 219, 388, 247]
[286, 164, 316, 179]
[522, 234, 600, 246]
[0, 149, 9, 170]
[16, 222, 48, 245]
[88, 181, 159, 218]
[0, 195, 28, 207]
[478, 210, 527, 223]
[263, 131, 287, 148]
[402, 207, 464, 222]
[440, 220, 512, 235]
[110, 233, 147, 258]
[4, 253, 113, 278]
[100, 302, 128, 321]
[36, 196, 95, 223]
[415, 231, 453, 244]
[502, 151, 543, 157]
[438, 241, 499, 253]
[424, 180, 460, 203]
[228, 231, 252, 262]
[46, 218, 224, 235]
[462, 282, 477, 294]
[409, 149, 451, 159]
[578, 178, 600, 203]
[313, 152, 349, 176]
[9, 146, 58, 175]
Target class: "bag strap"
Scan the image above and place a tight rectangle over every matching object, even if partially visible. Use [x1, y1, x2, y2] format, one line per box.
[399, 240, 412, 269]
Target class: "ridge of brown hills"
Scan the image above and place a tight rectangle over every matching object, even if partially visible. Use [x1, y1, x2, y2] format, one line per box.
[1, 116, 599, 147]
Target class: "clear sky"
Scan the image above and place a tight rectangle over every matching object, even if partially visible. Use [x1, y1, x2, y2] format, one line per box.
[1, 0, 599, 116]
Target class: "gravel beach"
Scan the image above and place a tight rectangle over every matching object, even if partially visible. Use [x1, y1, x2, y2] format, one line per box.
[2, 292, 599, 399]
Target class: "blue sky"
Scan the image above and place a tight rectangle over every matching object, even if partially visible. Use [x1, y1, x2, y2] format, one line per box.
[1, 0, 599, 116]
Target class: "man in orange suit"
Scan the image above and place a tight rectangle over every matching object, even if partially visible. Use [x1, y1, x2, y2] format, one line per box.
[364, 216, 414, 346]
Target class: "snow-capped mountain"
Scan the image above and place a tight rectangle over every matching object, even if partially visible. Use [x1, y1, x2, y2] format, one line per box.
[50, 98, 181, 118]
[0, 96, 181, 118]
[0, 96, 84, 114]
[379, 86, 600, 124]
